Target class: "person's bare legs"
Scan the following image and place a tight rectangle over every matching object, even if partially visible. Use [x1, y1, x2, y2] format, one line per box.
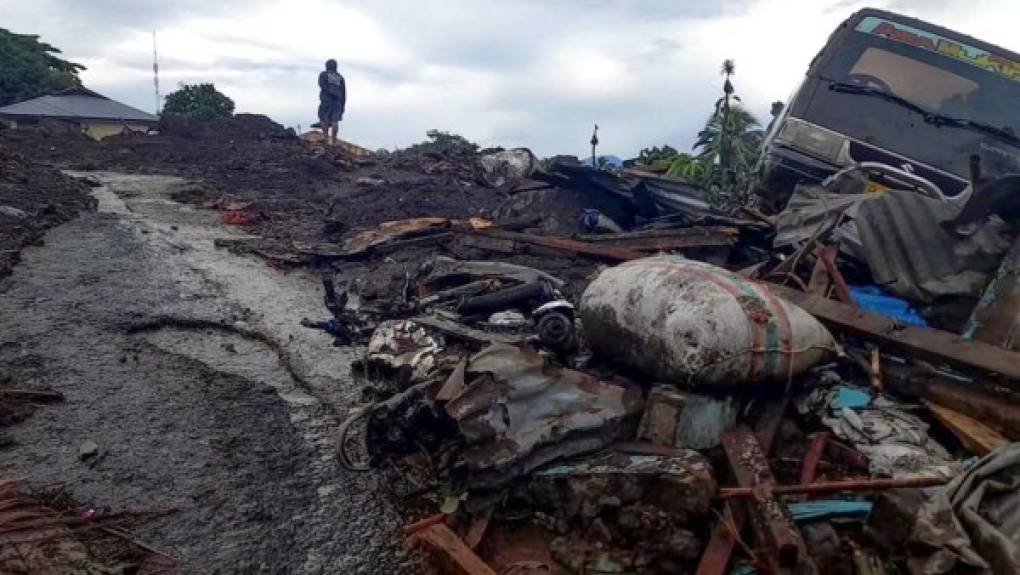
[328, 121, 339, 146]
[320, 120, 328, 142]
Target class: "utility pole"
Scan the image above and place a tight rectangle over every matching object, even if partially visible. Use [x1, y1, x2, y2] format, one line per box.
[152, 31, 160, 115]
[590, 123, 599, 168]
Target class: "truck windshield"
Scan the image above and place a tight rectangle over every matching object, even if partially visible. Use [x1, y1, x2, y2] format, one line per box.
[803, 15, 1020, 178]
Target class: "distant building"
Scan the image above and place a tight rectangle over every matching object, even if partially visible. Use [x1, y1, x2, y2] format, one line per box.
[0, 87, 157, 140]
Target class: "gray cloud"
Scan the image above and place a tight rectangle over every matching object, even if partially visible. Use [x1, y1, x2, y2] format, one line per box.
[3, 0, 1017, 157]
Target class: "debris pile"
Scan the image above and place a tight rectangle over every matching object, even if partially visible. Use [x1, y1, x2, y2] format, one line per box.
[303, 151, 1020, 574]
[4, 106, 1019, 574]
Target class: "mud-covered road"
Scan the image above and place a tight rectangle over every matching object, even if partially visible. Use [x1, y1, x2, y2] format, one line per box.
[0, 173, 413, 573]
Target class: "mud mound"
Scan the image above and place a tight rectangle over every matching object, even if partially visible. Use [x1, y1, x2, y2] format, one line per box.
[158, 113, 295, 142]
[0, 142, 95, 277]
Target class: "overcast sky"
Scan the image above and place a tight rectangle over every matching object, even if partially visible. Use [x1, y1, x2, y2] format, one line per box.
[3, 0, 1017, 156]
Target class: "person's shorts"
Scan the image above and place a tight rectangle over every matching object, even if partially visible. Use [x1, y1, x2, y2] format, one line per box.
[318, 101, 343, 124]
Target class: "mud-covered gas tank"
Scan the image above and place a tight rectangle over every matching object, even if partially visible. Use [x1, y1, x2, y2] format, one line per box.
[580, 256, 836, 387]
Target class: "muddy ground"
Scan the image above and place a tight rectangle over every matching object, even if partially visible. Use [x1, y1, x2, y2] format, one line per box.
[0, 117, 609, 572]
[0, 116, 507, 247]
[0, 172, 417, 573]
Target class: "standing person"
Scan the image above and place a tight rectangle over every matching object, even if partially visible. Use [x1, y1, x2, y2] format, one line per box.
[318, 59, 346, 146]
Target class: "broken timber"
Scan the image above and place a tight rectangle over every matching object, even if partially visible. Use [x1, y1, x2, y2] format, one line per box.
[720, 429, 817, 574]
[696, 401, 787, 575]
[406, 523, 498, 575]
[576, 226, 737, 252]
[924, 400, 1008, 455]
[767, 283, 1020, 383]
[461, 228, 646, 261]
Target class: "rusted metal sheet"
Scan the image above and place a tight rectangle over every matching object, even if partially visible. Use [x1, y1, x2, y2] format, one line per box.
[719, 476, 949, 499]
[445, 343, 644, 489]
[965, 236, 1020, 351]
[721, 429, 817, 574]
[467, 228, 646, 261]
[767, 283, 1020, 383]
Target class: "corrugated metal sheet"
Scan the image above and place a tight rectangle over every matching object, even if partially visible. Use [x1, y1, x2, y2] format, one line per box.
[0, 92, 156, 123]
[855, 190, 1012, 302]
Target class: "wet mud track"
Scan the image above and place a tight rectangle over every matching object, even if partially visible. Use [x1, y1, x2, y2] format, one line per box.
[0, 173, 413, 573]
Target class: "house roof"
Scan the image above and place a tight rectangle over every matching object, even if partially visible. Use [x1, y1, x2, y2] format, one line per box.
[0, 88, 157, 123]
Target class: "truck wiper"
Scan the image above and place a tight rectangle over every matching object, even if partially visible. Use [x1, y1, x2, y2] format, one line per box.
[828, 81, 929, 115]
[828, 81, 1020, 147]
[924, 115, 1020, 147]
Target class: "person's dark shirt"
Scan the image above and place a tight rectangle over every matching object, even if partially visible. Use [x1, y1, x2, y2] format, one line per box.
[318, 70, 346, 110]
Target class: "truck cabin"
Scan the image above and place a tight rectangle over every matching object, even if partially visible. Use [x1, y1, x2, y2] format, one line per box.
[756, 8, 1020, 212]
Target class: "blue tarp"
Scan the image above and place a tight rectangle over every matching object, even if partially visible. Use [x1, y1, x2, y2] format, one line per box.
[788, 500, 873, 522]
[831, 386, 871, 411]
[850, 285, 928, 327]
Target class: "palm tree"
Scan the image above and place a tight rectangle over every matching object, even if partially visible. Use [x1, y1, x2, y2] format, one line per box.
[665, 153, 706, 181]
[693, 105, 764, 182]
[694, 60, 764, 192]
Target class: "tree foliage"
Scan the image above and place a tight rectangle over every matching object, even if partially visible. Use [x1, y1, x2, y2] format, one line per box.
[693, 105, 764, 182]
[162, 83, 235, 120]
[664, 153, 707, 181]
[404, 129, 479, 156]
[637, 145, 680, 166]
[693, 60, 765, 206]
[0, 28, 84, 106]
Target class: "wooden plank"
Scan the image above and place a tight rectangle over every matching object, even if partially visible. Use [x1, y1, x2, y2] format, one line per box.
[720, 429, 817, 573]
[695, 401, 786, 575]
[798, 433, 828, 500]
[880, 361, 1020, 439]
[586, 236, 733, 252]
[407, 523, 498, 575]
[464, 507, 494, 550]
[577, 226, 738, 242]
[819, 245, 854, 305]
[767, 283, 1020, 383]
[696, 503, 747, 575]
[466, 228, 646, 261]
[925, 400, 1008, 455]
[806, 251, 831, 297]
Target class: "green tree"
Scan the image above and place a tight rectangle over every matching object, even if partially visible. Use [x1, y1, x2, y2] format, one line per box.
[664, 153, 707, 181]
[693, 105, 764, 179]
[404, 129, 479, 156]
[162, 83, 235, 120]
[637, 145, 679, 166]
[0, 28, 84, 106]
[693, 60, 764, 196]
